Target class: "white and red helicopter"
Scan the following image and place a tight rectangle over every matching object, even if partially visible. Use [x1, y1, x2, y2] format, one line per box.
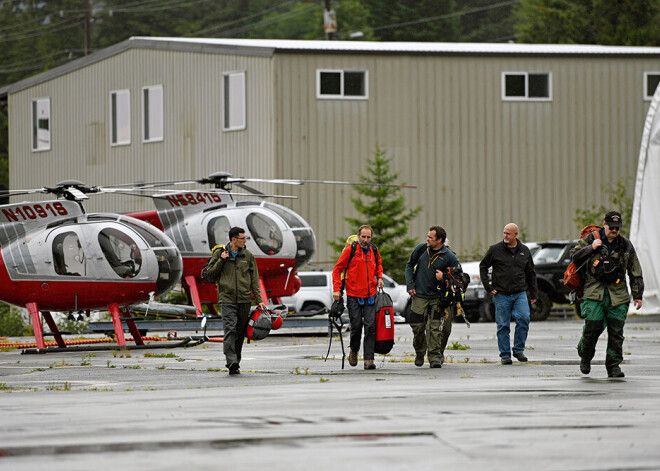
[122, 172, 315, 317]
[0, 181, 185, 351]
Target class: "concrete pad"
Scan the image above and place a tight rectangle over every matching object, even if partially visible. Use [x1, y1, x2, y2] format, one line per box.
[1, 316, 659, 470]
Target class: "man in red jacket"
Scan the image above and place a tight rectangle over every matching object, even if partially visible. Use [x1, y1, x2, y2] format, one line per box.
[332, 225, 384, 369]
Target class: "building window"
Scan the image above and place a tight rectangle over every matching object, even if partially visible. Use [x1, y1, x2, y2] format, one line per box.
[110, 90, 130, 146]
[317, 70, 368, 99]
[644, 72, 660, 101]
[31, 97, 51, 151]
[223, 71, 246, 131]
[142, 85, 163, 142]
[502, 72, 551, 101]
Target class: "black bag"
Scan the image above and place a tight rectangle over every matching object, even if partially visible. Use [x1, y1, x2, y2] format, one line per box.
[593, 255, 624, 284]
[329, 297, 345, 319]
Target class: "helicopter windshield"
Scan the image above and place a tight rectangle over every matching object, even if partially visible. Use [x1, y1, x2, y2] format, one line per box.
[207, 215, 231, 249]
[98, 228, 142, 278]
[263, 202, 306, 228]
[246, 212, 283, 255]
[52, 232, 86, 276]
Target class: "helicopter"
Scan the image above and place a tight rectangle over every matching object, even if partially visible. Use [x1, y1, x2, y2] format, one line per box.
[122, 172, 316, 317]
[0, 181, 185, 352]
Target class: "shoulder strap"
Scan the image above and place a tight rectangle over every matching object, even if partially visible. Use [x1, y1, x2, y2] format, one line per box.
[372, 244, 380, 271]
[341, 242, 359, 292]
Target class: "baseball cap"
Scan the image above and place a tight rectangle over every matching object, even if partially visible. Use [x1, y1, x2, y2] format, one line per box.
[604, 211, 622, 228]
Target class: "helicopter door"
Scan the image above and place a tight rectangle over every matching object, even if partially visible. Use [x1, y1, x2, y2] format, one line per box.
[246, 212, 283, 256]
[207, 215, 231, 249]
[52, 231, 86, 276]
[97, 227, 142, 278]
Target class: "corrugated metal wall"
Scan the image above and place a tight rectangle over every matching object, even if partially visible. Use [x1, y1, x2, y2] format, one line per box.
[9, 49, 275, 214]
[8, 47, 659, 266]
[274, 53, 659, 265]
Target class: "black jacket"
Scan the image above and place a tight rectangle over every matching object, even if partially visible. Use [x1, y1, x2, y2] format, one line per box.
[479, 239, 538, 298]
[405, 242, 460, 298]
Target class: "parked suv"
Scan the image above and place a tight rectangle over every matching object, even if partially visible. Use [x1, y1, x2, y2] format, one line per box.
[531, 240, 578, 321]
[280, 271, 409, 318]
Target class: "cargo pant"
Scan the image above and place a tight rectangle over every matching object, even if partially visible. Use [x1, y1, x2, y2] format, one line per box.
[577, 289, 628, 373]
[347, 296, 376, 361]
[220, 302, 251, 368]
[409, 297, 454, 363]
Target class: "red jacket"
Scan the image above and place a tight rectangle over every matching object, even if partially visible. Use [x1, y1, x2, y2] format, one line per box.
[332, 244, 383, 298]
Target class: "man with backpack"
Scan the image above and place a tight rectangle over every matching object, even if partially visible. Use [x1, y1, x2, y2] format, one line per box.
[405, 226, 461, 368]
[202, 226, 266, 375]
[570, 211, 644, 378]
[332, 225, 384, 370]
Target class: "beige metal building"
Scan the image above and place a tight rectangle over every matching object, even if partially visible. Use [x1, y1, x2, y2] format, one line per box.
[2, 38, 660, 265]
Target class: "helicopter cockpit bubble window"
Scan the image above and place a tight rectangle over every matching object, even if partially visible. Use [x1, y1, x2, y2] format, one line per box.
[98, 228, 142, 278]
[52, 232, 86, 276]
[119, 218, 166, 247]
[246, 212, 283, 255]
[207, 215, 231, 249]
[263, 202, 306, 228]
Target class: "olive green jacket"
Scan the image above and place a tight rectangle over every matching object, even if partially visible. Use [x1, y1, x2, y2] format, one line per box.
[203, 246, 263, 305]
[570, 231, 644, 306]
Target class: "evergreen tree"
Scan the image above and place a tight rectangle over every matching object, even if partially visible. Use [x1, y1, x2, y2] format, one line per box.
[514, 0, 660, 45]
[328, 146, 421, 283]
[361, 0, 460, 42]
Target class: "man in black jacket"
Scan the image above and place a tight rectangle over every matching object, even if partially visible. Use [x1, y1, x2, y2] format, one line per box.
[479, 223, 537, 365]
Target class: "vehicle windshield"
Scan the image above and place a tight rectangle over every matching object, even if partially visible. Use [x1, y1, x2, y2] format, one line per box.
[533, 246, 564, 264]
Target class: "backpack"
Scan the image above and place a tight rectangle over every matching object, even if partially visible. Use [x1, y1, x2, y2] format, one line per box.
[563, 225, 601, 291]
[247, 307, 272, 341]
[374, 289, 395, 355]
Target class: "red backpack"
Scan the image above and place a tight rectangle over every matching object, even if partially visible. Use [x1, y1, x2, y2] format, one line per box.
[563, 224, 601, 291]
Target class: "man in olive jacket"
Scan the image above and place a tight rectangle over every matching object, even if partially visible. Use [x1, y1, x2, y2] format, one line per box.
[570, 211, 643, 378]
[202, 226, 266, 375]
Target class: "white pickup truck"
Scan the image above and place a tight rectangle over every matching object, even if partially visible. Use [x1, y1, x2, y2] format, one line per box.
[281, 271, 409, 318]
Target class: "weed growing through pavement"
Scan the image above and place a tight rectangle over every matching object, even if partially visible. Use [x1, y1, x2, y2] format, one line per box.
[107, 360, 116, 368]
[447, 341, 470, 350]
[320, 378, 329, 383]
[292, 367, 310, 375]
[46, 382, 71, 391]
[143, 352, 178, 358]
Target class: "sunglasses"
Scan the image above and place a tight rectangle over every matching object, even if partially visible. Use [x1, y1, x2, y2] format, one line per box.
[608, 226, 620, 231]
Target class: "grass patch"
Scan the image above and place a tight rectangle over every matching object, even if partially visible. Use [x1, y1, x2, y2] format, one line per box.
[446, 341, 470, 350]
[143, 352, 179, 358]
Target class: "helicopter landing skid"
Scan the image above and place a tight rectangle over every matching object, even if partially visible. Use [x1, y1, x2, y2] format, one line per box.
[21, 335, 208, 354]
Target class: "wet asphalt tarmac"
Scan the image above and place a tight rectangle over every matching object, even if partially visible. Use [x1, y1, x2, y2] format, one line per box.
[1, 315, 659, 470]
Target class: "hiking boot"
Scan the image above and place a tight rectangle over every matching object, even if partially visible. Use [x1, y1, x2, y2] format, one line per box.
[608, 367, 625, 378]
[513, 352, 528, 362]
[228, 363, 240, 375]
[501, 357, 512, 365]
[430, 362, 442, 368]
[580, 357, 591, 374]
[348, 350, 358, 367]
[414, 354, 424, 367]
[364, 360, 375, 370]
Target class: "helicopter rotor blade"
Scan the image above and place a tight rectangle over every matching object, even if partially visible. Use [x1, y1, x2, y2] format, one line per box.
[0, 188, 49, 197]
[99, 187, 297, 200]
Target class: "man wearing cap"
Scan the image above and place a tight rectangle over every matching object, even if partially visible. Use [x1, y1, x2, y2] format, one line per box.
[480, 223, 537, 365]
[570, 211, 644, 378]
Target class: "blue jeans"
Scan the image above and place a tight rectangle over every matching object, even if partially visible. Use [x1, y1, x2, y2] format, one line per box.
[493, 292, 530, 358]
